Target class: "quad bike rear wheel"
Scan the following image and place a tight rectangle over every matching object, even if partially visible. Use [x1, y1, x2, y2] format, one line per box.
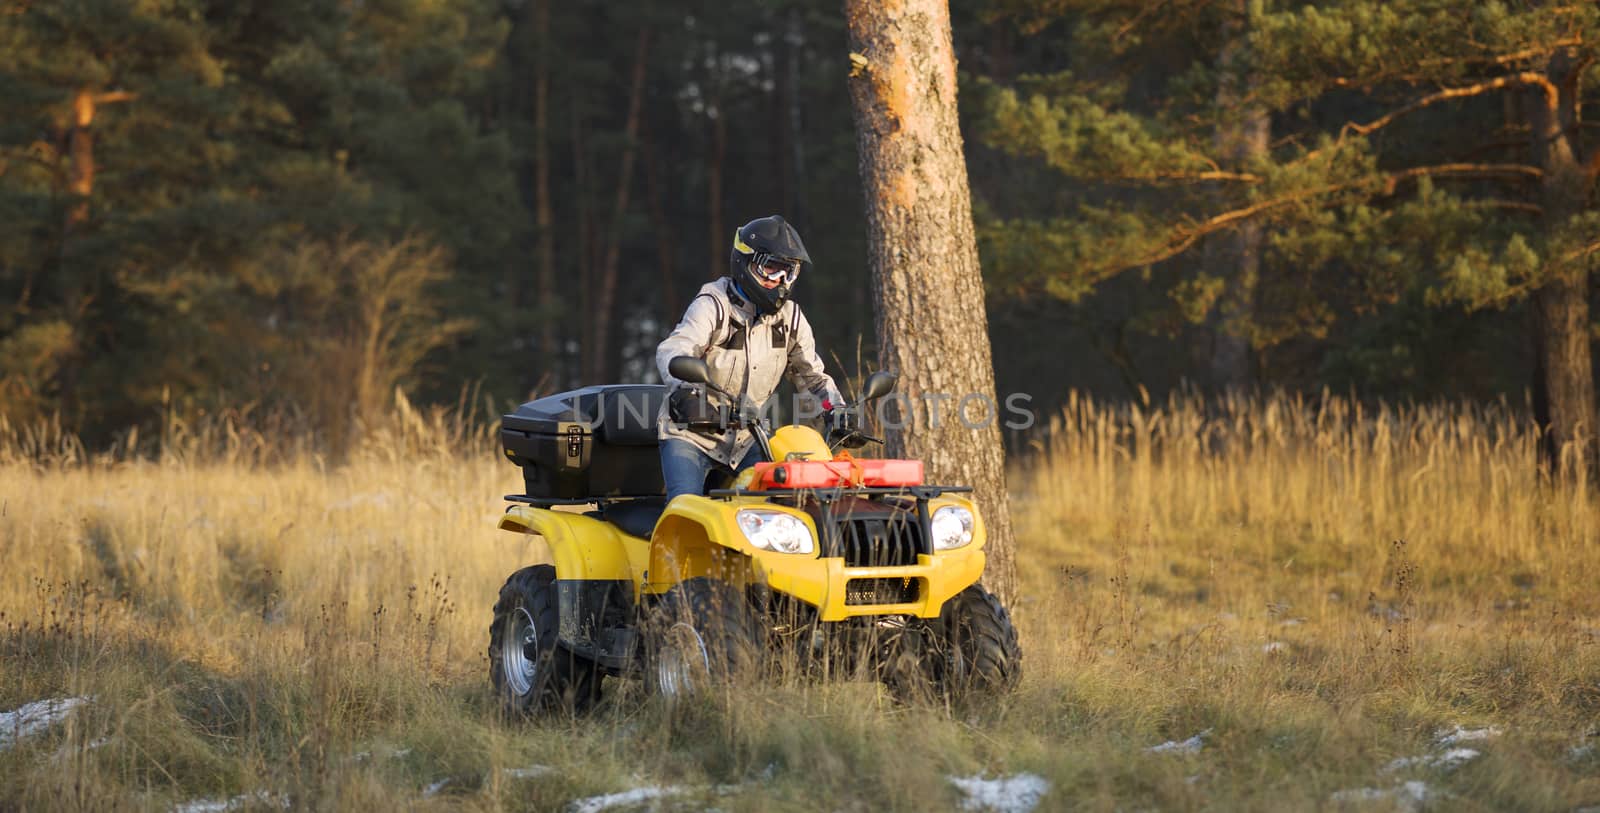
[644, 577, 764, 701]
[885, 584, 1021, 704]
[488, 565, 601, 714]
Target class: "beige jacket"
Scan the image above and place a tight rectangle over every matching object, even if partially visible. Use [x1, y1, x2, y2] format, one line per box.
[656, 277, 842, 466]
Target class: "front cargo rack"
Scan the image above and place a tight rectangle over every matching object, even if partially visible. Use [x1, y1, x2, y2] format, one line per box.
[705, 485, 972, 501]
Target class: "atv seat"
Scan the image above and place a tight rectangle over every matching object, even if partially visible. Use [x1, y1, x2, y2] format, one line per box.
[588, 497, 668, 540]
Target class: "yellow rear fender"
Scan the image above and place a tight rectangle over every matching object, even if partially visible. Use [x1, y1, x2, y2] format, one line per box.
[646, 495, 819, 596]
[498, 505, 648, 587]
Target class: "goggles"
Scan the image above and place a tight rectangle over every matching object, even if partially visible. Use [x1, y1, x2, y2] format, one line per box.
[751, 253, 802, 284]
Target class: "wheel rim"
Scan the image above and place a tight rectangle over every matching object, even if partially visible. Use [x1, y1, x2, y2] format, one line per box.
[655, 621, 710, 698]
[502, 606, 540, 697]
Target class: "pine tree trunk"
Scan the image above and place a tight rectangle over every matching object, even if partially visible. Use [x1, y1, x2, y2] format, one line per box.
[845, 0, 1016, 604]
[590, 29, 649, 385]
[643, 127, 678, 327]
[1528, 60, 1596, 475]
[66, 90, 95, 229]
[572, 97, 593, 385]
[1202, 1, 1266, 392]
[707, 87, 727, 280]
[534, 0, 556, 387]
[784, 7, 809, 226]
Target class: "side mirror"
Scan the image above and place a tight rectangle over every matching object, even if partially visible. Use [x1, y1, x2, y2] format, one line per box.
[859, 370, 897, 402]
[668, 356, 712, 384]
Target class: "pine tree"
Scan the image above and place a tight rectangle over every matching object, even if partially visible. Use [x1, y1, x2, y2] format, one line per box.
[0, 0, 518, 442]
[976, 1, 1600, 469]
[0, 0, 229, 428]
[847, 0, 1018, 602]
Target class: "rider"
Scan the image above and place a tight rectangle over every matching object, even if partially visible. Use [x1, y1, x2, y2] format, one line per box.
[656, 215, 850, 501]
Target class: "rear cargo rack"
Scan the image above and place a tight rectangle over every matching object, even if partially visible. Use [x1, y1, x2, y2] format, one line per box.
[503, 494, 663, 507]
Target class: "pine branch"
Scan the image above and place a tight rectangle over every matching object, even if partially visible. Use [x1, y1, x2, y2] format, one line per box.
[1108, 170, 1263, 184]
[1115, 182, 1351, 272]
[1342, 73, 1559, 139]
[1469, 200, 1544, 215]
[1416, 39, 1585, 70]
[1558, 238, 1600, 266]
[1098, 163, 1543, 276]
[1383, 163, 1544, 191]
[1299, 75, 1558, 166]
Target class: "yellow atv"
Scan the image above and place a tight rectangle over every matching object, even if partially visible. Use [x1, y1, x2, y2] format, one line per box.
[488, 361, 1020, 712]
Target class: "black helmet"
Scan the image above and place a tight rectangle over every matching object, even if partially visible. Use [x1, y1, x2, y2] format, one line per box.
[730, 215, 811, 315]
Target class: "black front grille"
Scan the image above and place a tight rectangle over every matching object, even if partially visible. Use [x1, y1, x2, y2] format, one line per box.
[836, 514, 924, 567]
[844, 577, 921, 606]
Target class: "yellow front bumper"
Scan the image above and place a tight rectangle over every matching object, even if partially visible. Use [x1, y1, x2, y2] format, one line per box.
[758, 548, 985, 621]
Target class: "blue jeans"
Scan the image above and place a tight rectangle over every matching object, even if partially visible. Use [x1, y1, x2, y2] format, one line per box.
[660, 438, 763, 502]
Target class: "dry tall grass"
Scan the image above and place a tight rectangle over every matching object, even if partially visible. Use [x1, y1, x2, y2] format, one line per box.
[3, 391, 1598, 811]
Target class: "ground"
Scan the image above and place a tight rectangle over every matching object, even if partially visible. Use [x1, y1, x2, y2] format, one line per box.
[2, 392, 1598, 811]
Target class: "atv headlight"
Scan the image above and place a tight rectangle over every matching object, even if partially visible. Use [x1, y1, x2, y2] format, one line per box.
[931, 506, 974, 551]
[736, 509, 815, 555]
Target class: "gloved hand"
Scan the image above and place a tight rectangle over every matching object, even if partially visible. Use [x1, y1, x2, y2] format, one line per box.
[669, 386, 723, 429]
[825, 404, 859, 439]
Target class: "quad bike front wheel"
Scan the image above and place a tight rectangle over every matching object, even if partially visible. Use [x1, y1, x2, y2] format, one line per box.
[644, 577, 764, 701]
[885, 584, 1021, 704]
[488, 565, 601, 715]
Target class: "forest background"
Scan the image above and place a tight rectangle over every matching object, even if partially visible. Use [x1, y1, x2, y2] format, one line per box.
[8, 0, 1595, 451]
[8, 4, 1600, 810]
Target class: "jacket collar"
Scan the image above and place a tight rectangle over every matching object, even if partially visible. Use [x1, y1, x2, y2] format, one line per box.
[724, 277, 761, 322]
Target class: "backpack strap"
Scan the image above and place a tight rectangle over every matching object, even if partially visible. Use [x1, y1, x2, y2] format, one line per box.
[689, 289, 728, 347]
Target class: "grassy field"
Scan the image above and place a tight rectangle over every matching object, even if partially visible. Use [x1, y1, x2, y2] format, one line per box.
[3, 392, 1599, 811]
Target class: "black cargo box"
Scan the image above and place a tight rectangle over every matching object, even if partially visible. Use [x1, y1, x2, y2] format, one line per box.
[500, 384, 668, 499]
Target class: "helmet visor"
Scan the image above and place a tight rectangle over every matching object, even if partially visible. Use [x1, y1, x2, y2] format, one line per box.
[752, 253, 802, 285]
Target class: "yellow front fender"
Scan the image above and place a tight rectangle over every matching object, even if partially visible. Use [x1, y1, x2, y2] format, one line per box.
[646, 495, 822, 594]
[498, 506, 649, 593]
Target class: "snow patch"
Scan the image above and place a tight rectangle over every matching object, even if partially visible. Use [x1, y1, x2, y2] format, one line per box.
[1569, 743, 1595, 761]
[1383, 748, 1480, 773]
[1262, 641, 1287, 654]
[567, 786, 687, 813]
[0, 696, 92, 751]
[1146, 729, 1209, 754]
[1330, 780, 1433, 811]
[1435, 725, 1502, 746]
[421, 779, 450, 798]
[171, 791, 287, 813]
[946, 773, 1051, 813]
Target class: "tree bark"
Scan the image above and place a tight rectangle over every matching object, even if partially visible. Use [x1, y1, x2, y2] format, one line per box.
[1527, 56, 1596, 475]
[66, 90, 96, 229]
[707, 79, 727, 280]
[643, 124, 679, 328]
[534, 0, 556, 386]
[845, 0, 1017, 604]
[784, 7, 809, 226]
[572, 96, 593, 385]
[1201, 0, 1267, 392]
[590, 29, 650, 385]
